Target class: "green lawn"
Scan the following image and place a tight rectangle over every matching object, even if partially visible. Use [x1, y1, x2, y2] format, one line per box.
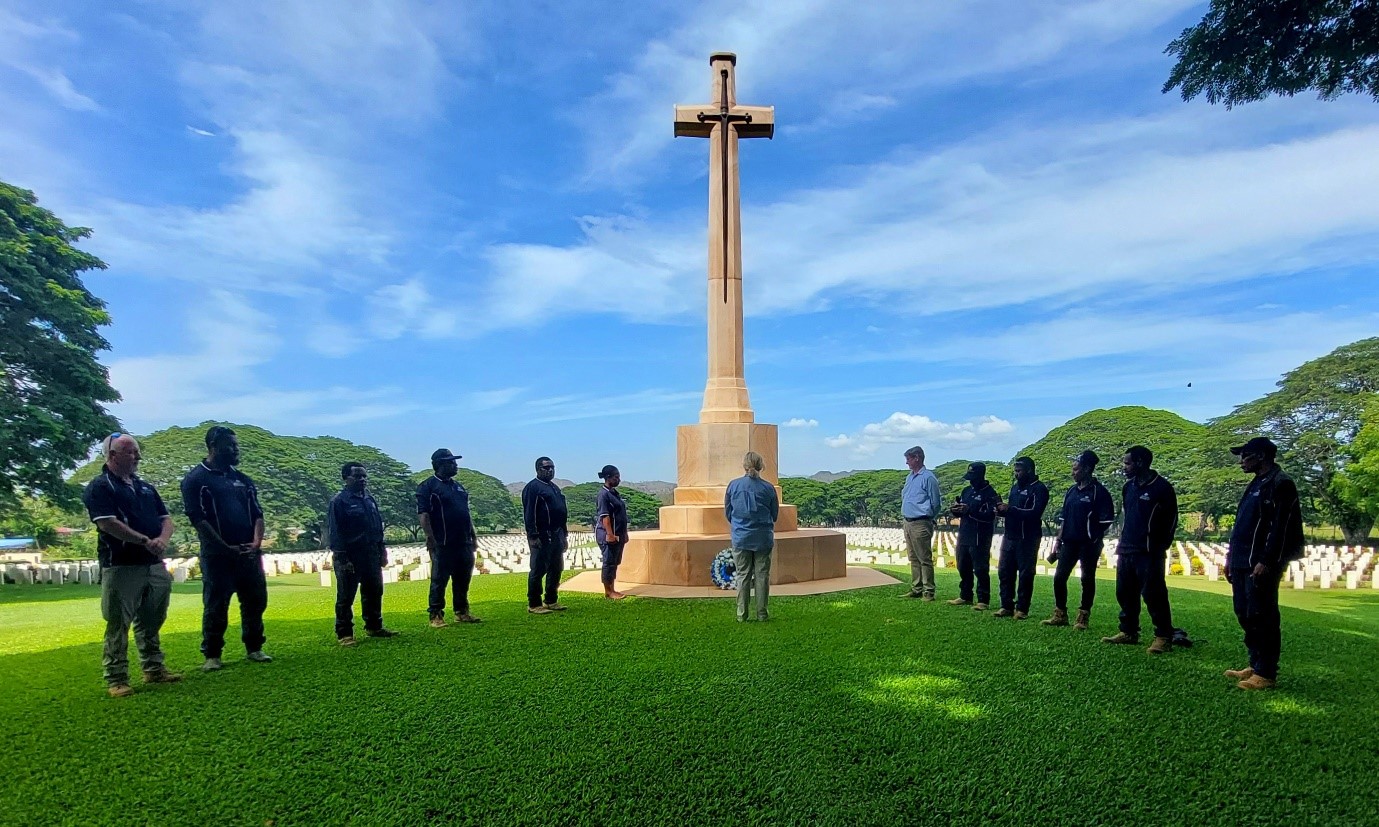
[2, 568, 1376, 827]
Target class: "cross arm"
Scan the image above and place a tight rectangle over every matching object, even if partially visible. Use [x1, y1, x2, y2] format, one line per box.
[673, 105, 775, 139]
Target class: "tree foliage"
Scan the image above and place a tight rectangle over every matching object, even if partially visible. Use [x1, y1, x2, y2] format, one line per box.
[562, 482, 662, 530]
[1164, 0, 1379, 107]
[71, 422, 414, 550]
[409, 467, 521, 533]
[0, 181, 121, 511]
[1329, 396, 1379, 531]
[1213, 338, 1379, 543]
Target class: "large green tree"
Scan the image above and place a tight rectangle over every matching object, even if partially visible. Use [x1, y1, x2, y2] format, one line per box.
[1, 182, 121, 511]
[72, 423, 414, 551]
[562, 482, 662, 530]
[1332, 397, 1379, 526]
[409, 467, 521, 536]
[1164, 1, 1379, 107]
[1213, 338, 1379, 543]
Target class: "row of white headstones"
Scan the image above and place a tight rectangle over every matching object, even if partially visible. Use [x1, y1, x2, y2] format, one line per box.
[840, 527, 1379, 590]
[3, 529, 1373, 590]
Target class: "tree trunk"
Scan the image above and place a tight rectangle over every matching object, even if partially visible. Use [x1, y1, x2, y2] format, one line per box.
[1339, 517, 1374, 547]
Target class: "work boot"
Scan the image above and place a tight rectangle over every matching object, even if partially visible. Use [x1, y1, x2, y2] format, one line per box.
[973, 603, 988, 611]
[142, 668, 182, 684]
[528, 605, 552, 615]
[429, 616, 447, 628]
[544, 603, 567, 612]
[246, 651, 273, 663]
[339, 636, 357, 647]
[946, 598, 971, 606]
[1224, 667, 1254, 679]
[108, 683, 134, 698]
[1041, 608, 1068, 627]
[1101, 632, 1139, 645]
[1147, 636, 1172, 655]
[1013, 610, 1028, 620]
[1073, 609, 1090, 630]
[201, 657, 223, 672]
[992, 608, 1013, 618]
[1238, 674, 1276, 690]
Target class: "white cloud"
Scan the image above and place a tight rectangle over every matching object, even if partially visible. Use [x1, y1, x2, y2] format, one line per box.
[826, 413, 1014, 456]
[782, 417, 819, 428]
[0, 8, 99, 111]
[186, 125, 216, 137]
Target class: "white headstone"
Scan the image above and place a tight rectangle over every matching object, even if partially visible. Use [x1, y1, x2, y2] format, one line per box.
[320, 569, 332, 587]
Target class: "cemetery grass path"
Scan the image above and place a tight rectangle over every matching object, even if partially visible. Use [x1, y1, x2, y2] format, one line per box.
[1, 568, 1376, 827]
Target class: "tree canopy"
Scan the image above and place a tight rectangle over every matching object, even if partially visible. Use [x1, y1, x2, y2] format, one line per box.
[1214, 337, 1379, 543]
[0, 181, 121, 511]
[1164, 0, 1379, 107]
[1333, 397, 1379, 525]
[71, 423, 414, 550]
[562, 482, 662, 530]
[409, 468, 521, 533]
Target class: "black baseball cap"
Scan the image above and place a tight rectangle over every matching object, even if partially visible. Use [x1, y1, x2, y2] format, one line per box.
[1073, 450, 1100, 468]
[431, 448, 462, 463]
[1230, 437, 1278, 458]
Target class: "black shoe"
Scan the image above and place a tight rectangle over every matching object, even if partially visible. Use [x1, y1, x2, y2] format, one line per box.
[366, 628, 398, 638]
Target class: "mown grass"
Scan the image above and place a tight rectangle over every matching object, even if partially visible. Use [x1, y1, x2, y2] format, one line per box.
[1, 567, 1376, 827]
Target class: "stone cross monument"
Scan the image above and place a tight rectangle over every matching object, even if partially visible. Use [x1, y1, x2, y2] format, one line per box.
[618, 53, 846, 587]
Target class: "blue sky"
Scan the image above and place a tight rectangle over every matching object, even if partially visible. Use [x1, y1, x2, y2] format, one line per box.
[4, 0, 1377, 484]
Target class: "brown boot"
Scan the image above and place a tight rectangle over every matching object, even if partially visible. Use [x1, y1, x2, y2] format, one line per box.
[1013, 610, 1029, 620]
[1073, 609, 1090, 630]
[142, 668, 183, 684]
[1238, 674, 1276, 690]
[1224, 667, 1254, 679]
[992, 608, 1013, 618]
[1101, 632, 1138, 645]
[1147, 636, 1172, 655]
[1041, 608, 1068, 627]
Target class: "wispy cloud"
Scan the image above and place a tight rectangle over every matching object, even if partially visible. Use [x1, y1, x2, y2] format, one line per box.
[0, 8, 99, 111]
[826, 413, 1015, 457]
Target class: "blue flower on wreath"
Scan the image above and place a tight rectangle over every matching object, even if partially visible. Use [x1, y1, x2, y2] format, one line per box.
[710, 548, 737, 590]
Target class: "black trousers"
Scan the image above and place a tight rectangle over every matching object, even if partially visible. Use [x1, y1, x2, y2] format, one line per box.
[1115, 552, 1174, 638]
[956, 537, 993, 603]
[200, 552, 268, 658]
[429, 545, 475, 618]
[1232, 568, 1283, 680]
[334, 554, 384, 638]
[997, 535, 1039, 612]
[528, 531, 565, 608]
[1052, 540, 1102, 612]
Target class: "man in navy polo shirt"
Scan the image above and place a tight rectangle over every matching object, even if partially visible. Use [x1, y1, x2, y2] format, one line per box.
[948, 462, 1002, 610]
[83, 433, 182, 697]
[327, 462, 398, 645]
[417, 448, 480, 627]
[1102, 446, 1179, 654]
[180, 426, 271, 671]
[1225, 436, 1304, 690]
[1043, 450, 1115, 631]
[523, 456, 569, 614]
[994, 456, 1049, 619]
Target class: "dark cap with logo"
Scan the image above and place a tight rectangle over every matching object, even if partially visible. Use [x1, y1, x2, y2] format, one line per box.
[1230, 436, 1278, 459]
[963, 462, 987, 481]
[1074, 449, 1100, 469]
[430, 448, 462, 463]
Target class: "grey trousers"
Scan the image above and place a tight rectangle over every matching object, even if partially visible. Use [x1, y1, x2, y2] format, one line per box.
[733, 547, 772, 621]
[903, 519, 936, 597]
[101, 564, 173, 684]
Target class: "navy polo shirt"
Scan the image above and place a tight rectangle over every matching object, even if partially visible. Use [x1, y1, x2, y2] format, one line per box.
[1118, 472, 1178, 556]
[1003, 478, 1050, 541]
[595, 486, 628, 544]
[180, 462, 264, 547]
[416, 475, 474, 548]
[1058, 478, 1115, 544]
[327, 488, 385, 556]
[522, 478, 568, 538]
[953, 481, 999, 545]
[82, 467, 169, 568]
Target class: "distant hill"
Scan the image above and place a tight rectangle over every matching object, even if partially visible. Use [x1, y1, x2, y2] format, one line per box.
[623, 480, 675, 503]
[71, 422, 415, 549]
[505, 478, 574, 496]
[809, 470, 860, 483]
